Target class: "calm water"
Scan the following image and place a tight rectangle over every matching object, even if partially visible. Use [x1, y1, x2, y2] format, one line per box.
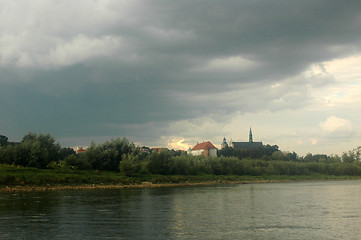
[1, 180, 361, 239]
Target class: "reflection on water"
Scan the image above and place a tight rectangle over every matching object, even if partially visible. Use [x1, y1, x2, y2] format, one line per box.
[1, 181, 361, 239]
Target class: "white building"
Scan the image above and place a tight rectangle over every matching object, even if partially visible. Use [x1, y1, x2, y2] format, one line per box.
[188, 141, 218, 157]
[72, 146, 88, 154]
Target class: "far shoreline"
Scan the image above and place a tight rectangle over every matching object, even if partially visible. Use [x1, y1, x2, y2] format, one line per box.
[2, 177, 360, 193]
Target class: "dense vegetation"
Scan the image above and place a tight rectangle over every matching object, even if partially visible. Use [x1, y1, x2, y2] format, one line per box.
[1, 133, 361, 187]
[2, 164, 359, 188]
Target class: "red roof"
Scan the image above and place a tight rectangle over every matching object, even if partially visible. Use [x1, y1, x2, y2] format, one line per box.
[192, 141, 217, 150]
[151, 148, 165, 153]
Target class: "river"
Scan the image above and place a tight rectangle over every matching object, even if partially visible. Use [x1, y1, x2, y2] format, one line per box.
[1, 180, 361, 239]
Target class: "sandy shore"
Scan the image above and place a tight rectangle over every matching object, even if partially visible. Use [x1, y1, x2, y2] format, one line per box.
[2, 177, 357, 193]
[0, 180, 275, 192]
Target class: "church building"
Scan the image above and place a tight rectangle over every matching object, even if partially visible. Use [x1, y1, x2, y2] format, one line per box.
[221, 137, 228, 149]
[225, 127, 263, 150]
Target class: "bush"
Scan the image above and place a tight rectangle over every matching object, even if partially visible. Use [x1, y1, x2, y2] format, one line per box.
[85, 138, 138, 171]
[63, 155, 92, 170]
[146, 150, 173, 175]
[119, 154, 141, 176]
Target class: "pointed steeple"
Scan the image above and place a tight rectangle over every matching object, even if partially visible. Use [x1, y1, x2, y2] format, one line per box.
[249, 127, 253, 143]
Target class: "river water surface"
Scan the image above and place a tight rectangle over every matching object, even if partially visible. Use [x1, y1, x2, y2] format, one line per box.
[1, 180, 361, 239]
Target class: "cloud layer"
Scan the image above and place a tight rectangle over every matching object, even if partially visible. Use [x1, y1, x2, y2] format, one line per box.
[1, 0, 361, 155]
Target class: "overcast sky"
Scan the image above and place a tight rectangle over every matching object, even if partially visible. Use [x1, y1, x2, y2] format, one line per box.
[1, 0, 360, 155]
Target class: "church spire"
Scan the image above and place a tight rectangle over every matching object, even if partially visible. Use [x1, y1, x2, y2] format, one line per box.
[249, 127, 253, 143]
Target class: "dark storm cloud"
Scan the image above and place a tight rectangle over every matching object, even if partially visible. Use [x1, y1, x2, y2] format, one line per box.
[1, 0, 361, 144]
[0, 63, 187, 140]
[126, 0, 361, 74]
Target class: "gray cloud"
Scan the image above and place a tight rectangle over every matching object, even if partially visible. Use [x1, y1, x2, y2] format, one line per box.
[1, 0, 361, 150]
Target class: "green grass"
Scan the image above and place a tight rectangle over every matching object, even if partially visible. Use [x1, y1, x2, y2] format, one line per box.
[1, 164, 360, 189]
[0, 164, 132, 186]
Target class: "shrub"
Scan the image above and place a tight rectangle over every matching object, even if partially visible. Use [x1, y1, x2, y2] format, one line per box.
[119, 154, 141, 176]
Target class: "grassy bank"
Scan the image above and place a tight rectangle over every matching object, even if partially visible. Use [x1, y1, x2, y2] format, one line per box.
[1, 164, 361, 192]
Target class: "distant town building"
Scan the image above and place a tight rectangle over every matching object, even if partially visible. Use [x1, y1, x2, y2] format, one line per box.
[151, 147, 166, 153]
[229, 138, 234, 148]
[221, 137, 228, 149]
[231, 127, 263, 150]
[73, 146, 88, 154]
[150, 147, 184, 154]
[188, 141, 218, 157]
[140, 146, 151, 154]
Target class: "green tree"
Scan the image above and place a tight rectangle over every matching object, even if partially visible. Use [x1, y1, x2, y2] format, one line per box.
[119, 154, 141, 176]
[286, 152, 298, 161]
[342, 151, 355, 163]
[340, 147, 361, 163]
[327, 154, 341, 163]
[15, 133, 61, 168]
[85, 138, 138, 171]
[59, 147, 76, 160]
[350, 146, 361, 162]
[272, 151, 287, 161]
[0, 144, 17, 164]
[0, 135, 8, 146]
[146, 149, 173, 174]
[303, 153, 328, 162]
[218, 146, 239, 158]
[63, 154, 92, 170]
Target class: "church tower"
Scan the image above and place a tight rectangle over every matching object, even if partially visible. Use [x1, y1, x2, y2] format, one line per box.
[221, 137, 228, 149]
[249, 127, 253, 143]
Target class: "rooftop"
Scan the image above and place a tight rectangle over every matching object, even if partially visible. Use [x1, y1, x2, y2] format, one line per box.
[192, 141, 217, 150]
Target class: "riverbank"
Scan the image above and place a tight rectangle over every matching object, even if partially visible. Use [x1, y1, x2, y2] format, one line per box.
[2, 174, 361, 192]
[1, 164, 361, 192]
[0, 181, 242, 192]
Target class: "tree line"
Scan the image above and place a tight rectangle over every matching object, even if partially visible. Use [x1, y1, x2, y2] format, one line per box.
[1, 133, 360, 176]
